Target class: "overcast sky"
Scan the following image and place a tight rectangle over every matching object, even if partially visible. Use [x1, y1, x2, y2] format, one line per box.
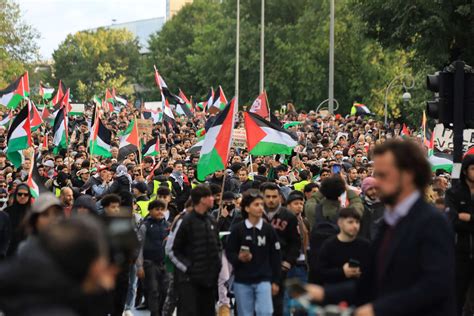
[17, 0, 166, 60]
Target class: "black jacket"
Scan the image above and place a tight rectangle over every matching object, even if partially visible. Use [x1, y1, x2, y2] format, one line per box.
[171, 211, 221, 287]
[239, 179, 255, 194]
[226, 219, 281, 284]
[101, 175, 130, 197]
[359, 198, 385, 241]
[446, 161, 474, 257]
[264, 206, 301, 267]
[208, 175, 240, 194]
[325, 198, 456, 316]
[169, 175, 191, 212]
[139, 217, 169, 264]
[0, 211, 10, 258]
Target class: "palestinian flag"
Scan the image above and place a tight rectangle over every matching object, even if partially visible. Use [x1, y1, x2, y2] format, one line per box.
[197, 98, 238, 181]
[30, 101, 43, 131]
[203, 88, 214, 111]
[23, 72, 30, 97]
[104, 89, 115, 112]
[52, 80, 67, 105]
[41, 104, 52, 122]
[0, 73, 28, 109]
[176, 89, 193, 117]
[6, 103, 32, 168]
[89, 117, 112, 157]
[142, 137, 160, 157]
[401, 123, 410, 138]
[142, 109, 162, 123]
[52, 107, 68, 154]
[244, 111, 298, 156]
[119, 119, 139, 160]
[250, 91, 269, 119]
[39, 84, 54, 100]
[60, 88, 72, 113]
[113, 88, 127, 107]
[350, 103, 373, 116]
[208, 86, 227, 114]
[0, 111, 12, 128]
[162, 94, 178, 133]
[154, 66, 181, 106]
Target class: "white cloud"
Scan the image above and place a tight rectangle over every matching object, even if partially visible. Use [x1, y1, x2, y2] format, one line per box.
[17, 0, 166, 59]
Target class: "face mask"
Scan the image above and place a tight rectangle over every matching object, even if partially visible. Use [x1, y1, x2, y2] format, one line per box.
[0, 198, 8, 204]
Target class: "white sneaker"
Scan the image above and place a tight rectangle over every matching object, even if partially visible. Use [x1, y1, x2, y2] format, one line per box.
[122, 310, 134, 316]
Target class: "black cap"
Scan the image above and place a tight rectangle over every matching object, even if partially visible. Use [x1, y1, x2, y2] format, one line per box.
[222, 191, 236, 201]
[286, 191, 304, 204]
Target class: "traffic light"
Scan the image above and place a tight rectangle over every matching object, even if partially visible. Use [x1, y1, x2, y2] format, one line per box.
[464, 73, 474, 128]
[426, 71, 454, 127]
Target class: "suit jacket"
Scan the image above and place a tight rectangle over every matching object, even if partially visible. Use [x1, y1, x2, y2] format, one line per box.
[325, 197, 456, 316]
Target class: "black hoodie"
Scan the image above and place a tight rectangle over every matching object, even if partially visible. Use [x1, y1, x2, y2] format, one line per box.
[446, 154, 474, 257]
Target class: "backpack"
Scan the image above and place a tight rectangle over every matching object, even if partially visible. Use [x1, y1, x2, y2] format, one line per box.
[308, 203, 340, 282]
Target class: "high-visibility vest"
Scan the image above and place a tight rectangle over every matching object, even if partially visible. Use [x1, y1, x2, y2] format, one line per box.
[294, 180, 310, 192]
[136, 200, 150, 218]
[150, 180, 173, 201]
[54, 187, 61, 198]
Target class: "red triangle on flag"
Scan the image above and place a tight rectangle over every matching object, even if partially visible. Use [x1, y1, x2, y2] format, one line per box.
[30, 101, 43, 127]
[126, 120, 140, 147]
[244, 112, 267, 152]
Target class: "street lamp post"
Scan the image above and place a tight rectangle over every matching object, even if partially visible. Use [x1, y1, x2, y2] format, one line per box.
[235, 0, 240, 103]
[328, 0, 335, 114]
[384, 74, 415, 125]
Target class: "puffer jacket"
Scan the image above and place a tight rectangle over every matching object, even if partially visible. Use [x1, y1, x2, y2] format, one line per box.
[171, 211, 221, 287]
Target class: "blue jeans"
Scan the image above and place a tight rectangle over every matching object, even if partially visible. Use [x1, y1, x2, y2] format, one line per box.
[124, 264, 137, 310]
[284, 266, 308, 316]
[233, 281, 273, 316]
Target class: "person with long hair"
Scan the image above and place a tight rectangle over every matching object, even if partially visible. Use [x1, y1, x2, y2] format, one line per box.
[4, 183, 32, 256]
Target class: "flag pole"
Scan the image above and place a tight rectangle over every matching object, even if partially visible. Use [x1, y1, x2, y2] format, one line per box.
[249, 154, 254, 180]
[217, 170, 227, 221]
[134, 116, 144, 177]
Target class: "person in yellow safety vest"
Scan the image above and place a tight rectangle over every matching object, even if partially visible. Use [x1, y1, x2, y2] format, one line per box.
[133, 181, 150, 218]
[293, 170, 312, 192]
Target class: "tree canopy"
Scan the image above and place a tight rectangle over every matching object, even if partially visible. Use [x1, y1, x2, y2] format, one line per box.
[143, 0, 428, 120]
[52, 28, 141, 101]
[0, 0, 40, 87]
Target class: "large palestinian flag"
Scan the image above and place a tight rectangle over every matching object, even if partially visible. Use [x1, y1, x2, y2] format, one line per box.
[142, 137, 160, 157]
[154, 66, 181, 105]
[162, 94, 178, 133]
[89, 117, 112, 157]
[197, 98, 238, 181]
[244, 111, 298, 156]
[6, 103, 32, 167]
[0, 73, 28, 109]
[52, 107, 68, 154]
[119, 119, 139, 160]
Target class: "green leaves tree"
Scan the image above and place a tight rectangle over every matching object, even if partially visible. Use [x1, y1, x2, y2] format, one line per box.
[0, 0, 40, 87]
[53, 28, 141, 101]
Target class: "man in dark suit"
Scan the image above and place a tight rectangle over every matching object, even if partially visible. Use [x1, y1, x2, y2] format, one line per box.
[306, 140, 456, 316]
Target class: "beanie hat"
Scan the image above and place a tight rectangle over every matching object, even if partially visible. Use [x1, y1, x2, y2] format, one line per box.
[286, 191, 304, 204]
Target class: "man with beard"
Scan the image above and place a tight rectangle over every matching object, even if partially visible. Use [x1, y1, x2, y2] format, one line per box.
[359, 177, 384, 241]
[306, 140, 455, 316]
[169, 161, 191, 212]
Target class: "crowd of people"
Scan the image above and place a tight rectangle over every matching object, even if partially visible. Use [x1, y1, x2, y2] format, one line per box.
[0, 100, 468, 316]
